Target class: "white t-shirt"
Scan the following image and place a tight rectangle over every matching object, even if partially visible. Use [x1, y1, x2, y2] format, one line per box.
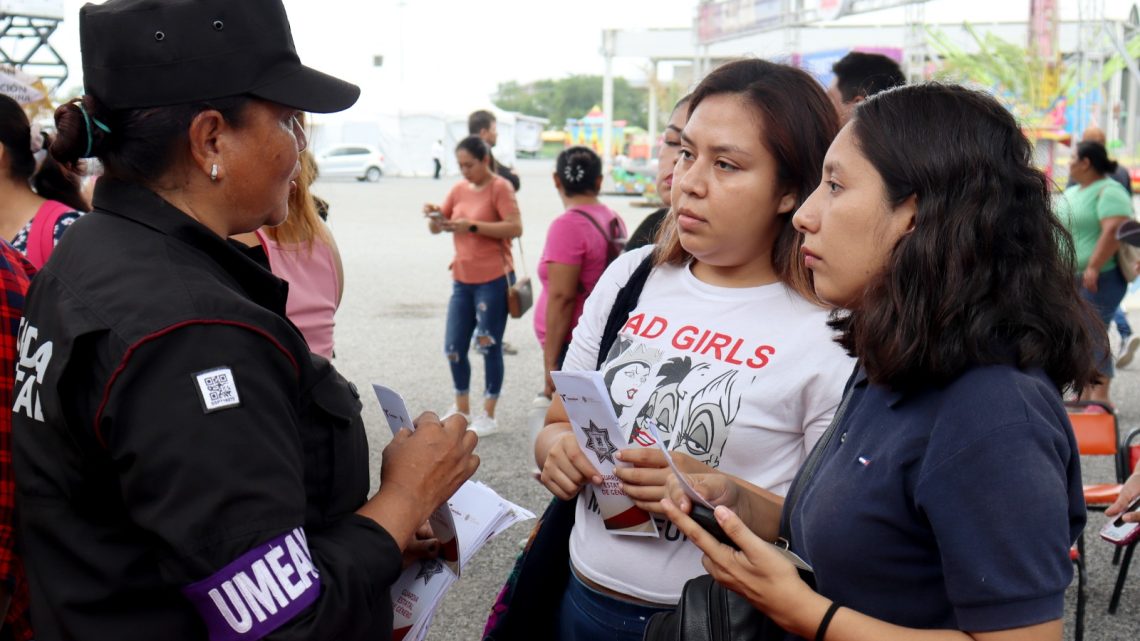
[563, 246, 854, 604]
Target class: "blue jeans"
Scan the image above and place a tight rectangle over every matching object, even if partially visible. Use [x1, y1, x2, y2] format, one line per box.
[1115, 307, 1133, 340]
[444, 275, 511, 398]
[1079, 267, 1128, 378]
[557, 569, 673, 641]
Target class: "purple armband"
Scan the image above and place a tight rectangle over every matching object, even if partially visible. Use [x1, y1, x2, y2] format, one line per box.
[182, 527, 322, 641]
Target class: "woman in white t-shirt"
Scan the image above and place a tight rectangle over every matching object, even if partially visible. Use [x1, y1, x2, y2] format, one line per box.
[532, 59, 855, 640]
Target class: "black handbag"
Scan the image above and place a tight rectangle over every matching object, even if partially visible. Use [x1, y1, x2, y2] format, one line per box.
[642, 574, 789, 641]
[642, 369, 859, 641]
[482, 253, 656, 641]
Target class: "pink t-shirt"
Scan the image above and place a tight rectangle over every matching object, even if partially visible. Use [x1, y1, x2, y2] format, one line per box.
[441, 175, 517, 284]
[534, 203, 626, 345]
[256, 230, 340, 359]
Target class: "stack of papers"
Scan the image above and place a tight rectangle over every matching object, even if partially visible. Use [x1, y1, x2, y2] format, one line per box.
[389, 480, 535, 641]
[373, 385, 537, 641]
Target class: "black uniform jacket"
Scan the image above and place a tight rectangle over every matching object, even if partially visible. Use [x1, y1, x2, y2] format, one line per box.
[13, 180, 401, 640]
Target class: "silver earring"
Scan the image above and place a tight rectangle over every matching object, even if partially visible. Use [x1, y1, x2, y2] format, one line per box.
[210, 164, 218, 182]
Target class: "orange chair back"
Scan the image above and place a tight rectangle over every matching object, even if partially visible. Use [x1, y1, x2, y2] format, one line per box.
[1068, 412, 1119, 457]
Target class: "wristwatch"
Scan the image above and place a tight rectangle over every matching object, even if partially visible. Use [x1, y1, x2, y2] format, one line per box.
[468, 223, 479, 234]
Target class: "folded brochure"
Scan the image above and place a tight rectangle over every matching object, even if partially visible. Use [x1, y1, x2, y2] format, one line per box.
[372, 384, 537, 641]
[550, 370, 659, 537]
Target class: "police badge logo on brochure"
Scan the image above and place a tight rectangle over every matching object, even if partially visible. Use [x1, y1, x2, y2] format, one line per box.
[551, 370, 659, 537]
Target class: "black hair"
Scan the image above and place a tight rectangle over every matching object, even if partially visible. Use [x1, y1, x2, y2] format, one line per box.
[0, 94, 35, 182]
[1076, 141, 1119, 176]
[467, 110, 496, 135]
[555, 146, 602, 196]
[0, 95, 88, 211]
[455, 135, 490, 162]
[836, 83, 1099, 394]
[34, 149, 89, 212]
[51, 94, 249, 187]
[672, 94, 692, 113]
[832, 52, 906, 103]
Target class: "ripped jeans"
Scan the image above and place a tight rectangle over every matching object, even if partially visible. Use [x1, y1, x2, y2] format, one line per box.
[444, 274, 512, 398]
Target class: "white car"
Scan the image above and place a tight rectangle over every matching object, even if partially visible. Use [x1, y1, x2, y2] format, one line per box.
[315, 144, 385, 182]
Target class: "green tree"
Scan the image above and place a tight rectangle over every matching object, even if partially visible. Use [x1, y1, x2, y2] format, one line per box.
[493, 75, 648, 129]
[927, 24, 1074, 126]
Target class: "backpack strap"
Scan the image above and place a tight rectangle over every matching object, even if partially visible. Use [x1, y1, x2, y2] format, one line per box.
[27, 200, 74, 269]
[572, 208, 610, 244]
[596, 253, 654, 371]
[571, 208, 613, 294]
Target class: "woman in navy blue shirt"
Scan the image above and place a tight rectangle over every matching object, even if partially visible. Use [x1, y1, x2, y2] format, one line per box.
[660, 84, 1095, 640]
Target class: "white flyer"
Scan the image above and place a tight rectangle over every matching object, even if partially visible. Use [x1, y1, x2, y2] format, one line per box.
[390, 558, 455, 641]
[551, 370, 659, 537]
[372, 384, 461, 575]
[387, 481, 535, 641]
[642, 418, 714, 509]
[372, 383, 415, 433]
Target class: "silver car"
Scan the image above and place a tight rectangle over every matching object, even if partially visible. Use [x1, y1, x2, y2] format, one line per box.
[315, 144, 386, 182]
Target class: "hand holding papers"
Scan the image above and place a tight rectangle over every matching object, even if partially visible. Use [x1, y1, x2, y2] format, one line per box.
[373, 384, 537, 641]
[550, 370, 659, 537]
[389, 481, 535, 641]
[373, 385, 460, 575]
[641, 418, 714, 510]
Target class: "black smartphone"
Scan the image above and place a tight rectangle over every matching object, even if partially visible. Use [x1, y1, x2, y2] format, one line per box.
[690, 504, 740, 550]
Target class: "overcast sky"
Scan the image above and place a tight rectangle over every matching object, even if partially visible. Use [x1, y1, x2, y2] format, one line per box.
[55, 0, 698, 118]
[49, 0, 1140, 121]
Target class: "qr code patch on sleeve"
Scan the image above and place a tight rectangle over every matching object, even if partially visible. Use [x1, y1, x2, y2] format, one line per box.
[193, 367, 241, 413]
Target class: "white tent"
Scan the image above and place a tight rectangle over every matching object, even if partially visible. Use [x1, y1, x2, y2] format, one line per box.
[311, 106, 543, 178]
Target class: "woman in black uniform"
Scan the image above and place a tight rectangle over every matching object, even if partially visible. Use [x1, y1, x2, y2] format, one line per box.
[12, 1, 479, 640]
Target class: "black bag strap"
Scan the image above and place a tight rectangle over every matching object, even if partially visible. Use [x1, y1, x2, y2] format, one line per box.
[596, 253, 654, 371]
[572, 208, 611, 244]
[778, 365, 861, 545]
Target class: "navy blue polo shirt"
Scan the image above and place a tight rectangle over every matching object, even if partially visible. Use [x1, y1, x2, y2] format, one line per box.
[787, 364, 1085, 633]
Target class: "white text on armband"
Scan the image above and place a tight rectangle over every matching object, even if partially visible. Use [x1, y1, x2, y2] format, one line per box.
[182, 528, 322, 641]
[13, 318, 52, 422]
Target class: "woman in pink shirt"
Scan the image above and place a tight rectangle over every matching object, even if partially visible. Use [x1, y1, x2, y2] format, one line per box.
[233, 141, 343, 360]
[255, 149, 342, 359]
[536, 146, 625, 396]
[424, 136, 522, 435]
[0, 94, 88, 268]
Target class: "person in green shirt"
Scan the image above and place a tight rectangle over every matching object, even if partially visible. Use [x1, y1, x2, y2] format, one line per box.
[1058, 140, 1133, 404]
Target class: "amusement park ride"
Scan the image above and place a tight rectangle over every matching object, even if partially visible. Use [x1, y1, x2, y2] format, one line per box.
[0, 0, 66, 92]
[597, 1, 1140, 188]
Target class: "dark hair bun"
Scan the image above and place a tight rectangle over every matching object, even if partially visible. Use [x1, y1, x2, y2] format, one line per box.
[51, 97, 111, 168]
[556, 146, 602, 196]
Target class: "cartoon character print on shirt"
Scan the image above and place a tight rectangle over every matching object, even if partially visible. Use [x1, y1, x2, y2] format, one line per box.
[657, 359, 740, 468]
[602, 338, 744, 470]
[601, 338, 660, 422]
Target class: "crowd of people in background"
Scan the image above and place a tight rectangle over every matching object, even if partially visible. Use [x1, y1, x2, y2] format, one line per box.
[0, 1, 1134, 639]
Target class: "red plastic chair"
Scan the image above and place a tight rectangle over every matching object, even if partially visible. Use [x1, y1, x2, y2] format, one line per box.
[1066, 401, 1126, 507]
[1106, 427, 1140, 615]
[1065, 400, 1126, 639]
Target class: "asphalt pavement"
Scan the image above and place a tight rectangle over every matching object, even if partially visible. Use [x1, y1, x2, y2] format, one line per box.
[317, 159, 1138, 640]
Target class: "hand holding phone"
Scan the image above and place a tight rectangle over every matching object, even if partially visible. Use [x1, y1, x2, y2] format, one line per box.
[1101, 494, 1140, 546]
[690, 504, 740, 550]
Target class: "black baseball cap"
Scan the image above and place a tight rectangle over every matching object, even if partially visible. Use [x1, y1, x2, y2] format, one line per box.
[80, 0, 360, 113]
